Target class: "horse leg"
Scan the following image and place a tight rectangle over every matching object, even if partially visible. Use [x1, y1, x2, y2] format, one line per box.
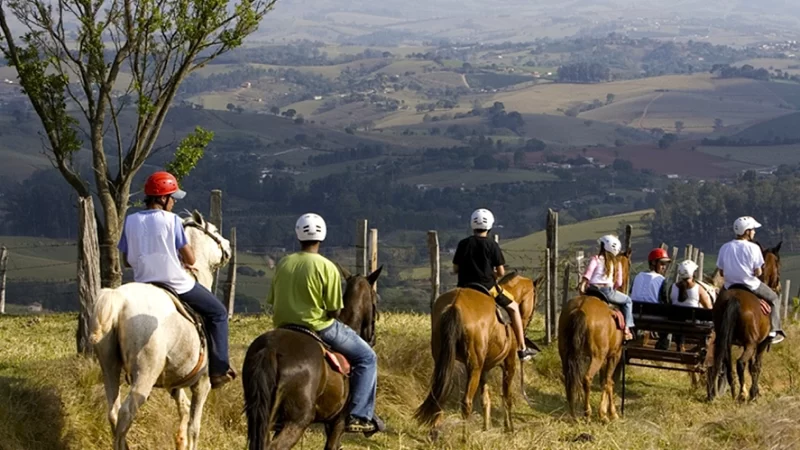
[736, 345, 756, 403]
[115, 366, 161, 450]
[98, 347, 122, 437]
[187, 377, 211, 450]
[501, 356, 516, 432]
[603, 352, 622, 422]
[748, 342, 769, 401]
[461, 365, 483, 440]
[324, 415, 346, 450]
[170, 388, 191, 450]
[583, 357, 603, 419]
[479, 374, 491, 431]
[271, 387, 315, 450]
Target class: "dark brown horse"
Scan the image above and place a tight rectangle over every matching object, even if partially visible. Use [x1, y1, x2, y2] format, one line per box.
[707, 242, 781, 403]
[414, 272, 541, 435]
[558, 250, 631, 422]
[242, 265, 382, 450]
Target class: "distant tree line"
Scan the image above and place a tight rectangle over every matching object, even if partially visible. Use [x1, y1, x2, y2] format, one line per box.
[710, 64, 771, 81]
[557, 62, 610, 83]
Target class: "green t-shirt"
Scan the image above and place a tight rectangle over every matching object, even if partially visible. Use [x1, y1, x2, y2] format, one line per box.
[267, 251, 343, 331]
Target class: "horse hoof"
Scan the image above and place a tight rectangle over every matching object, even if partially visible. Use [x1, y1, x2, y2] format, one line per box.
[429, 428, 441, 443]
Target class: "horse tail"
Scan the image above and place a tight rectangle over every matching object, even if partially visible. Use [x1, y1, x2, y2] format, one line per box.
[414, 305, 463, 426]
[243, 337, 280, 450]
[563, 308, 589, 413]
[712, 296, 740, 398]
[88, 288, 124, 346]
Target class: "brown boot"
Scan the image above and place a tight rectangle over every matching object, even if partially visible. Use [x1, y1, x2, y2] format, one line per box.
[210, 368, 237, 389]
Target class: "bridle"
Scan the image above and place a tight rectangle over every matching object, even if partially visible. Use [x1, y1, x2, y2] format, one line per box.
[183, 219, 231, 265]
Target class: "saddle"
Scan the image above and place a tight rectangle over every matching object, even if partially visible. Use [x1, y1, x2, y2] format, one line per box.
[724, 284, 772, 315]
[463, 283, 512, 326]
[585, 286, 626, 331]
[279, 324, 351, 376]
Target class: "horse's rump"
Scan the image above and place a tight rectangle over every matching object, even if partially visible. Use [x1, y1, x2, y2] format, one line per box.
[580, 290, 626, 330]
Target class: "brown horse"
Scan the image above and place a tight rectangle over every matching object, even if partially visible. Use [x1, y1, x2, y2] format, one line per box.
[707, 242, 781, 403]
[414, 272, 541, 435]
[558, 250, 631, 422]
[242, 265, 382, 450]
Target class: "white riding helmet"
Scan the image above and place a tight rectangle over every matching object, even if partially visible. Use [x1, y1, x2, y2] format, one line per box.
[470, 208, 495, 231]
[598, 235, 622, 256]
[733, 216, 761, 236]
[295, 213, 327, 242]
[677, 260, 699, 280]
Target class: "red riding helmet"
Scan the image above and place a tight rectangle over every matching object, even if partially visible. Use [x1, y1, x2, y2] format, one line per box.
[647, 248, 671, 263]
[144, 171, 186, 199]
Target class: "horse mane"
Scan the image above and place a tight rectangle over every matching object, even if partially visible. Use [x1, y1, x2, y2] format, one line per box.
[498, 271, 519, 285]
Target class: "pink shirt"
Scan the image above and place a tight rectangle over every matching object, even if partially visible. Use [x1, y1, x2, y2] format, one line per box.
[583, 255, 623, 288]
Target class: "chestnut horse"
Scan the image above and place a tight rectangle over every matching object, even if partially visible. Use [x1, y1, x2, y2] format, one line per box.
[414, 272, 540, 435]
[707, 242, 781, 403]
[241, 265, 382, 450]
[558, 249, 631, 422]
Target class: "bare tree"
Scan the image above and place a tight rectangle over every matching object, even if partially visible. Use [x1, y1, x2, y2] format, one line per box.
[0, 0, 276, 289]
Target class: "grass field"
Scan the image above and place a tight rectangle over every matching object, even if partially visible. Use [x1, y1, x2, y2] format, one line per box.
[697, 144, 800, 167]
[2, 311, 800, 450]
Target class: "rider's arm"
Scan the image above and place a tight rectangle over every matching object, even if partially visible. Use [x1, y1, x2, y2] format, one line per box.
[452, 264, 459, 274]
[699, 286, 712, 309]
[754, 267, 763, 278]
[175, 216, 195, 266]
[579, 257, 598, 292]
[494, 264, 505, 278]
[117, 220, 130, 268]
[492, 242, 506, 279]
[614, 262, 623, 289]
[324, 262, 344, 314]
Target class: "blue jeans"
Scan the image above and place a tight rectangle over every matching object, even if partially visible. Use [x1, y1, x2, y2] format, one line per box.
[318, 320, 377, 421]
[598, 286, 635, 328]
[178, 283, 231, 377]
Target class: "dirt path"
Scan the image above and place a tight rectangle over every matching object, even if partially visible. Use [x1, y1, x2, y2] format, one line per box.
[637, 92, 664, 129]
[461, 74, 470, 89]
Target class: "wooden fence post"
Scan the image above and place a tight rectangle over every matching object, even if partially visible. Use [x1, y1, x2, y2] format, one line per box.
[77, 197, 101, 356]
[684, 244, 692, 262]
[784, 280, 791, 321]
[660, 243, 668, 251]
[369, 228, 378, 292]
[671, 247, 680, 281]
[562, 263, 570, 307]
[623, 224, 633, 293]
[356, 220, 368, 276]
[223, 228, 237, 319]
[697, 252, 705, 281]
[545, 248, 552, 345]
[575, 251, 585, 275]
[547, 209, 558, 341]
[209, 190, 223, 296]
[0, 246, 7, 315]
[427, 231, 440, 310]
[494, 234, 499, 244]
[692, 247, 700, 265]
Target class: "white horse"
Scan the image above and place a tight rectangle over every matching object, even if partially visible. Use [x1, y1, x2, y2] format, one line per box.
[89, 210, 231, 450]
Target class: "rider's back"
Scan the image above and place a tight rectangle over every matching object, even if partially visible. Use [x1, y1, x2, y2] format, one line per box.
[119, 209, 195, 294]
[454, 235, 504, 290]
[268, 252, 342, 331]
[717, 240, 763, 290]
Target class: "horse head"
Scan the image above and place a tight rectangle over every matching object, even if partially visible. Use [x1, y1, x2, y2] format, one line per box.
[762, 241, 782, 293]
[181, 209, 232, 289]
[499, 272, 541, 329]
[335, 263, 383, 346]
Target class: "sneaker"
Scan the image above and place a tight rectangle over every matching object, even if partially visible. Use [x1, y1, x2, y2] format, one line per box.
[518, 347, 538, 362]
[345, 415, 376, 433]
[769, 332, 785, 344]
[210, 368, 237, 389]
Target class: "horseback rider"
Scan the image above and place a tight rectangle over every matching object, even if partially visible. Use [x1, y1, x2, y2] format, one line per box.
[117, 171, 236, 388]
[630, 248, 671, 304]
[267, 213, 381, 434]
[717, 216, 785, 344]
[452, 208, 538, 361]
[578, 235, 635, 341]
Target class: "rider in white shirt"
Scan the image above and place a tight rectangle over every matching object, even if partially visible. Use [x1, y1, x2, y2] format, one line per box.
[716, 216, 784, 344]
[630, 248, 671, 304]
[670, 260, 712, 309]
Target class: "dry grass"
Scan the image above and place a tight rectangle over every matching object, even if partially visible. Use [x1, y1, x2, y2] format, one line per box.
[1, 312, 800, 449]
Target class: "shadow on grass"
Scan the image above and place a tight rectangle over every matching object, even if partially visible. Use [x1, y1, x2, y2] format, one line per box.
[0, 375, 69, 450]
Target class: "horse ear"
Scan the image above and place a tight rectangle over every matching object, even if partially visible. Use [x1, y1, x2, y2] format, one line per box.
[533, 275, 545, 290]
[192, 209, 204, 224]
[367, 265, 383, 286]
[335, 262, 352, 280]
[774, 241, 782, 254]
[625, 248, 632, 258]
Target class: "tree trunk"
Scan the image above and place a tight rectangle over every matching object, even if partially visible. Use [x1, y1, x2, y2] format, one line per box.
[77, 196, 101, 355]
